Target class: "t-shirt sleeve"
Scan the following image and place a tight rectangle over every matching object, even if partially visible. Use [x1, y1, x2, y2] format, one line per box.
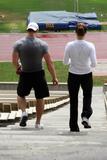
[13, 41, 21, 53]
[41, 41, 49, 55]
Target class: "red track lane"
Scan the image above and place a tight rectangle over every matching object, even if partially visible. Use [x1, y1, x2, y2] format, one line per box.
[0, 32, 107, 61]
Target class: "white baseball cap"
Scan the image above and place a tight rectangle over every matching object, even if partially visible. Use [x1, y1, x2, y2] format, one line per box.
[27, 22, 39, 31]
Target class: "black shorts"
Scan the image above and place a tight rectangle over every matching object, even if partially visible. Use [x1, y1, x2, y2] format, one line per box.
[17, 70, 49, 99]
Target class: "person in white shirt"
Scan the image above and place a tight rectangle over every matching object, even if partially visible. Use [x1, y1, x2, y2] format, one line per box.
[64, 23, 97, 132]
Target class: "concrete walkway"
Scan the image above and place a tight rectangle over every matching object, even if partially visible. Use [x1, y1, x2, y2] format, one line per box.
[0, 87, 107, 160]
[93, 61, 107, 76]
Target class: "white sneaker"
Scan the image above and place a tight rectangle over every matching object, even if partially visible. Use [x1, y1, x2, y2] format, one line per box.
[19, 115, 28, 127]
[35, 124, 44, 130]
[19, 112, 28, 127]
[82, 117, 89, 123]
[82, 117, 91, 128]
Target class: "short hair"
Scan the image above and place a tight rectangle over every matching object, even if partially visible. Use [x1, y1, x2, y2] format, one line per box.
[75, 23, 87, 36]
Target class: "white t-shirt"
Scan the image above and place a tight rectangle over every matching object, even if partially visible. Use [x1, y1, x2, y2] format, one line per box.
[63, 40, 97, 75]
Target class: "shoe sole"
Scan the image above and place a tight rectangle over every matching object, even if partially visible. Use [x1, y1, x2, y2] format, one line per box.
[70, 126, 80, 132]
[82, 121, 91, 128]
[20, 116, 28, 127]
[35, 126, 44, 130]
[70, 130, 80, 132]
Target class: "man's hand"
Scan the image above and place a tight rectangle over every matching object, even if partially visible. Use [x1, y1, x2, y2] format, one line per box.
[52, 78, 58, 85]
[44, 53, 58, 86]
[16, 65, 22, 75]
[12, 51, 21, 75]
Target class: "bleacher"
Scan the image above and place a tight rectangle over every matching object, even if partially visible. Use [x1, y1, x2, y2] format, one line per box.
[0, 84, 69, 126]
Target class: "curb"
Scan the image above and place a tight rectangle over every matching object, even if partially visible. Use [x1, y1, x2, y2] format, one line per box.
[0, 82, 68, 91]
[103, 83, 107, 111]
[0, 96, 70, 127]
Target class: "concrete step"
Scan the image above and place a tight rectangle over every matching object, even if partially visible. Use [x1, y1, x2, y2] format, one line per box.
[0, 87, 107, 160]
[0, 95, 69, 125]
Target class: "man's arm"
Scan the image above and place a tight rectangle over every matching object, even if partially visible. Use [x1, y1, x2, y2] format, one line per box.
[43, 53, 58, 85]
[12, 51, 21, 74]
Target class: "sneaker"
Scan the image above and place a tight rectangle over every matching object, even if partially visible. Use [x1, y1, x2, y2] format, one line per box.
[19, 115, 28, 127]
[35, 124, 44, 130]
[82, 117, 91, 128]
[70, 125, 80, 132]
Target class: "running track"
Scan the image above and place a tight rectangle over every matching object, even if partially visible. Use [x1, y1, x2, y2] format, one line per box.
[0, 32, 107, 61]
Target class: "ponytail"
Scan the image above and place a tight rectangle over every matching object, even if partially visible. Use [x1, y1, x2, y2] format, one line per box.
[75, 23, 87, 36]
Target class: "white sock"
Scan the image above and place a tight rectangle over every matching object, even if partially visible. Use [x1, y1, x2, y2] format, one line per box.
[22, 112, 28, 116]
[82, 117, 89, 123]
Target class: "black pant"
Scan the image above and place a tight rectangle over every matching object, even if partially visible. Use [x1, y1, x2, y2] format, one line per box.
[68, 72, 93, 128]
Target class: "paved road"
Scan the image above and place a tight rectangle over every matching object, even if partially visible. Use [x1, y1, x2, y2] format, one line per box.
[0, 87, 107, 160]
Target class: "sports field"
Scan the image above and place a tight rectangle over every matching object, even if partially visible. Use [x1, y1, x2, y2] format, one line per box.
[0, 32, 107, 85]
[0, 0, 107, 18]
[0, 0, 107, 32]
[0, 32, 107, 61]
[0, 0, 107, 85]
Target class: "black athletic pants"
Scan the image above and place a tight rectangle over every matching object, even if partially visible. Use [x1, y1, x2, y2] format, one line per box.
[68, 72, 93, 129]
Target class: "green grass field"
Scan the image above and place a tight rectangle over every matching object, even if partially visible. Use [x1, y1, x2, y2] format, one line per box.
[0, 62, 107, 86]
[0, 0, 107, 32]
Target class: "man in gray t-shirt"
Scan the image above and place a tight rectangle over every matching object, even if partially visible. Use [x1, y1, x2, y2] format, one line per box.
[12, 22, 58, 129]
[14, 36, 49, 72]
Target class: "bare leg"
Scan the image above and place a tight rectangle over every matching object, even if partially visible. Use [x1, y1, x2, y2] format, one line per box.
[17, 96, 27, 112]
[36, 99, 44, 124]
[17, 96, 28, 127]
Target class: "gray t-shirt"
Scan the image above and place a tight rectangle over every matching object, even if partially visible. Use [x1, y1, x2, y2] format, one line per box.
[13, 37, 48, 72]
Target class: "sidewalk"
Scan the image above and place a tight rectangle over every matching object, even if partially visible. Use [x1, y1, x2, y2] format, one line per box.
[0, 87, 107, 160]
[93, 61, 107, 76]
